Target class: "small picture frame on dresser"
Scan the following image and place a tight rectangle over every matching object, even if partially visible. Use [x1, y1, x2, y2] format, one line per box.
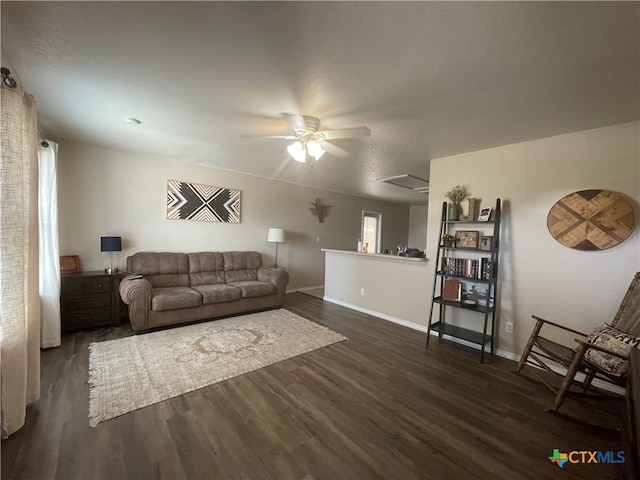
[60, 255, 81, 274]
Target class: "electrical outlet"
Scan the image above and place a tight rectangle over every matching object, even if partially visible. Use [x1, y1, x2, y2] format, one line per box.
[316, 236, 320, 243]
[360, 288, 365, 296]
[505, 322, 514, 333]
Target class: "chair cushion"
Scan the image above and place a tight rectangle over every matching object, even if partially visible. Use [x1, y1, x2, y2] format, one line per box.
[584, 323, 640, 376]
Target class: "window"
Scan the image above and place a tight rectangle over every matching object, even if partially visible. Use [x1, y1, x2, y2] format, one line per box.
[361, 211, 382, 253]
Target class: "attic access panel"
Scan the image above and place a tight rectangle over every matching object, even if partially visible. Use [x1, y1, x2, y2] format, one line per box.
[377, 174, 429, 193]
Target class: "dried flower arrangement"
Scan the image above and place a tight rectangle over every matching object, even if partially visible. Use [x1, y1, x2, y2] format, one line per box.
[444, 184, 470, 204]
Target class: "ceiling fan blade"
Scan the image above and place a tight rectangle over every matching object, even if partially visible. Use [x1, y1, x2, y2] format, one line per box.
[281, 113, 307, 132]
[321, 126, 371, 140]
[240, 134, 298, 140]
[321, 141, 350, 159]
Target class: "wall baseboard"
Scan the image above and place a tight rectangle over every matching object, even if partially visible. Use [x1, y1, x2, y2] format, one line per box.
[323, 295, 624, 394]
[323, 296, 430, 334]
[320, 296, 623, 396]
[323, 295, 521, 359]
[294, 285, 324, 293]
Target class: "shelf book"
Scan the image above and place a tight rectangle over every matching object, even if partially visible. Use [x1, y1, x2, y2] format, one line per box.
[442, 257, 493, 280]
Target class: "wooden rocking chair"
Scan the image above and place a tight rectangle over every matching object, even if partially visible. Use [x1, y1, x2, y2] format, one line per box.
[515, 272, 640, 413]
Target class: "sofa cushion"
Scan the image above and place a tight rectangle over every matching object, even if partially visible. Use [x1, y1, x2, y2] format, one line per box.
[223, 251, 261, 283]
[231, 281, 277, 298]
[152, 287, 202, 311]
[188, 252, 226, 286]
[192, 284, 242, 304]
[128, 252, 190, 288]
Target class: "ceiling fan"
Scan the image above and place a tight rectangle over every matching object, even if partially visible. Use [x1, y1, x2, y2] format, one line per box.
[242, 114, 371, 165]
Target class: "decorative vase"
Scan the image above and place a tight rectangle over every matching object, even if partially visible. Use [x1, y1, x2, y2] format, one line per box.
[448, 202, 460, 221]
[467, 197, 478, 221]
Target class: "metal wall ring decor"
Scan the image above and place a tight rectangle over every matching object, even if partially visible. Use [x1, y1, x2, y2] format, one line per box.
[547, 189, 636, 251]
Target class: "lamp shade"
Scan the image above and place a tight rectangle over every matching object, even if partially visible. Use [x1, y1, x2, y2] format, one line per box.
[267, 228, 286, 243]
[286, 142, 306, 163]
[100, 236, 122, 252]
[306, 140, 325, 160]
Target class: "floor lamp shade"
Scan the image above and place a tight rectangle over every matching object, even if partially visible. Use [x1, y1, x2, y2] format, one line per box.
[267, 228, 286, 268]
[101, 236, 122, 274]
[267, 228, 286, 243]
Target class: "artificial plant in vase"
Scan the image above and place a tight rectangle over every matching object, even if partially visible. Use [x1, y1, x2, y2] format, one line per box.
[445, 184, 470, 221]
[441, 234, 455, 248]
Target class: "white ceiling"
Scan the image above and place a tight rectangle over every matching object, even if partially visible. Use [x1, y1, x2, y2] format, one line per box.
[2, 1, 638, 205]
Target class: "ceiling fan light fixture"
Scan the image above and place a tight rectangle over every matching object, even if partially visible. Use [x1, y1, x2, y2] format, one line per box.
[307, 140, 325, 160]
[287, 141, 306, 162]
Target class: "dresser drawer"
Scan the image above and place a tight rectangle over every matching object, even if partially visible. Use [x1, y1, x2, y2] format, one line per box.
[61, 293, 112, 313]
[61, 276, 113, 296]
[62, 309, 113, 332]
[60, 271, 125, 333]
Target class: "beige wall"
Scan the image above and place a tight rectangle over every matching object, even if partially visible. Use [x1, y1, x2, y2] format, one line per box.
[408, 205, 428, 250]
[56, 121, 639, 360]
[324, 251, 430, 326]
[427, 122, 640, 359]
[322, 122, 639, 360]
[56, 139, 410, 290]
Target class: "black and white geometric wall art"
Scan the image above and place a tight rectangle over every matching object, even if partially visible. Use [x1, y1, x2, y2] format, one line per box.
[167, 180, 241, 223]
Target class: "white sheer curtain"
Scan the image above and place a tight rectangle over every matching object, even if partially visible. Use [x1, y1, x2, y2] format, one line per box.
[38, 140, 61, 348]
[0, 71, 41, 438]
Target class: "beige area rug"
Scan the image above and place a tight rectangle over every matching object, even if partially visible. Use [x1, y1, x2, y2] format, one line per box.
[88, 309, 347, 426]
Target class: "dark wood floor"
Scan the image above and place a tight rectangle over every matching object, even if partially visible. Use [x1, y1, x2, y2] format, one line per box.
[2, 293, 624, 479]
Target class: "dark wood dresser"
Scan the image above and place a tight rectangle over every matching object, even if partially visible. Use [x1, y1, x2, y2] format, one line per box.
[60, 271, 125, 333]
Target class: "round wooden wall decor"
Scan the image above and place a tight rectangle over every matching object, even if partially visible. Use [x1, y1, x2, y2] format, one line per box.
[547, 190, 636, 251]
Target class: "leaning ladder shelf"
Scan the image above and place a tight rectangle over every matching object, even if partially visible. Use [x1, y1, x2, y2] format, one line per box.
[426, 198, 501, 363]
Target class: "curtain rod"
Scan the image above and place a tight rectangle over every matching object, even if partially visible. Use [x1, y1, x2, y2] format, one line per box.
[1, 67, 17, 88]
[37, 128, 49, 148]
[4, 65, 49, 147]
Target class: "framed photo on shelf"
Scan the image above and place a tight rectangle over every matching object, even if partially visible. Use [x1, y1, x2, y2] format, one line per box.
[478, 236, 493, 252]
[462, 282, 492, 307]
[478, 207, 492, 221]
[454, 230, 479, 249]
[60, 255, 81, 274]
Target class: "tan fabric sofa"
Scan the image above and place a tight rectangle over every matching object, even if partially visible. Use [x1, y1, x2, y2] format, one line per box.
[119, 251, 289, 332]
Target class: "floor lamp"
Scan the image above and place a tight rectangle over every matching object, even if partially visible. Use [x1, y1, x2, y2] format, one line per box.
[267, 228, 286, 268]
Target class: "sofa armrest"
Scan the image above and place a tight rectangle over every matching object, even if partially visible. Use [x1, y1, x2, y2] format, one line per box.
[257, 267, 290, 290]
[119, 277, 153, 330]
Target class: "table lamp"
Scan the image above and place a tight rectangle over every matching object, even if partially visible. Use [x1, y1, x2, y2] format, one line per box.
[101, 236, 122, 274]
